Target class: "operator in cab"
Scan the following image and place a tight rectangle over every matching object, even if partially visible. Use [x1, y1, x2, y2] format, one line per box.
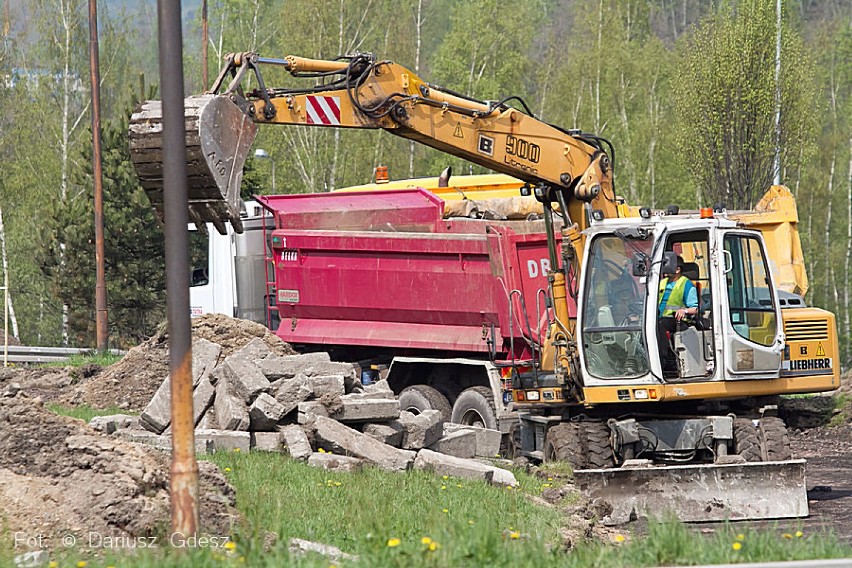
[657, 256, 698, 377]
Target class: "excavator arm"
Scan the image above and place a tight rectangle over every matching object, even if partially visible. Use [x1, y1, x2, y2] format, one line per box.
[130, 51, 618, 235]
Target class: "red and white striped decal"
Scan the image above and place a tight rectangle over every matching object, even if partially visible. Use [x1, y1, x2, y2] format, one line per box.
[305, 95, 341, 125]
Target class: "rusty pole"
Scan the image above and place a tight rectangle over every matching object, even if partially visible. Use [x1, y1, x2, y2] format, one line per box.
[201, 0, 208, 90]
[158, 0, 199, 538]
[88, 0, 108, 352]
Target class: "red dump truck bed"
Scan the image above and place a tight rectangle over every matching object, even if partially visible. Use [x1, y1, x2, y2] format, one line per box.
[257, 189, 572, 357]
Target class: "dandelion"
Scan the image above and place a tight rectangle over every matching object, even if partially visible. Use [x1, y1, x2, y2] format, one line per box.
[318, 448, 327, 453]
[795, 531, 804, 538]
[736, 533, 745, 541]
[505, 485, 514, 491]
[442, 475, 448, 480]
[76, 562, 88, 568]
[428, 542, 439, 551]
[732, 542, 742, 551]
[224, 467, 232, 473]
[387, 537, 401, 548]
[224, 541, 237, 551]
[541, 483, 552, 488]
[48, 563, 58, 568]
[441, 485, 447, 490]
[510, 531, 520, 540]
[456, 484, 463, 488]
[782, 533, 793, 539]
[334, 481, 342, 487]
[614, 534, 626, 543]
[233, 447, 241, 452]
[442, 508, 449, 514]
[468, 520, 475, 525]
[547, 477, 553, 481]
[421, 537, 433, 545]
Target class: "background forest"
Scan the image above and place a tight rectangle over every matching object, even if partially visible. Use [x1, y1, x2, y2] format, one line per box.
[0, 0, 849, 369]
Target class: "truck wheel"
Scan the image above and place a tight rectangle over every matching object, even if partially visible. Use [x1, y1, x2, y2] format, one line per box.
[502, 422, 522, 459]
[544, 423, 585, 470]
[451, 386, 498, 430]
[733, 418, 762, 462]
[758, 417, 792, 461]
[399, 385, 452, 421]
[585, 422, 615, 469]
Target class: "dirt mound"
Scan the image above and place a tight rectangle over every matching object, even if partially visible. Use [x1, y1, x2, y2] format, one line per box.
[62, 314, 296, 411]
[0, 395, 235, 549]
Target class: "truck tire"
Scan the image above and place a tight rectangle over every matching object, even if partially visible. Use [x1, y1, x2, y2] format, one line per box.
[399, 385, 452, 422]
[451, 386, 498, 430]
[503, 422, 522, 459]
[733, 418, 762, 462]
[585, 422, 615, 469]
[544, 423, 585, 470]
[758, 417, 792, 461]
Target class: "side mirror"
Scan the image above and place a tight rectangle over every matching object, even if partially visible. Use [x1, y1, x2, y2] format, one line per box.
[661, 251, 678, 275]
[631, 253, 648, 277]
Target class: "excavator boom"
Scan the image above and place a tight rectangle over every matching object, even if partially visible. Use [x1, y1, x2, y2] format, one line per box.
[130, 51, 617, 234]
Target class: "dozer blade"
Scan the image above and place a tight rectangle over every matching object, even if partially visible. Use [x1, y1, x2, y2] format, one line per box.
[129, 94, 258, 234]
[575, 459, 808, 524]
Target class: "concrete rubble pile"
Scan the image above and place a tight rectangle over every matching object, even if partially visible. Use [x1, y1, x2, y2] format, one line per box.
[93, 337, 517, 487]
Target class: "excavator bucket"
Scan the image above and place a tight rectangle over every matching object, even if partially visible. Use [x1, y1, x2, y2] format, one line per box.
[575, 460, 808, 524]
[129, 95, 258, 234]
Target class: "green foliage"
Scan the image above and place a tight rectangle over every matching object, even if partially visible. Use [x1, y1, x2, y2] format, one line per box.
[39, 92, 166, 349]
[672, 0, 818, 209]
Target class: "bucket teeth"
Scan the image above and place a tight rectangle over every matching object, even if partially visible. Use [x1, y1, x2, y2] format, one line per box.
[129, 95, 258, 234]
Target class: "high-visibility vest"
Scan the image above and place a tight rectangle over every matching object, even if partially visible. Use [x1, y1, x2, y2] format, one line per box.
[658, 276, 690, 317]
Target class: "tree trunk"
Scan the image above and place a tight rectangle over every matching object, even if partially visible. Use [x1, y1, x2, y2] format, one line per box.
[0, 208, 18, 339]
[845, 135, 851, 364]
[409, 0, 424, 177]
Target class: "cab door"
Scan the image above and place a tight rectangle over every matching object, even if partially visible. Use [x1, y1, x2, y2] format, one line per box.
[717, 231, 783, 378]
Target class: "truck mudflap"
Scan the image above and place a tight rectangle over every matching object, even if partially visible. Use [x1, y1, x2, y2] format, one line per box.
[574, 459, 808, 524]
[129, 94, 258, 234]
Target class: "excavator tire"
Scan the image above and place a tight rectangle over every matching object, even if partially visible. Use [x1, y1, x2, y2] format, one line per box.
[503, 422, 522, 459]
[451, 386, 498, 430]
[585, 422, 615, 469]
[759, 417, 792, 461]
[733, 418, 762, 462]
[398, 385, 452, 422]
[544, 423, 585, 470]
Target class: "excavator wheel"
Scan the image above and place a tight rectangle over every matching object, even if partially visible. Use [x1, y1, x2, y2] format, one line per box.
[759, 417, 792, 461]
[544, 423, 585, 470]
[585, 422, 615, 469]
[733, 418, 762, 462]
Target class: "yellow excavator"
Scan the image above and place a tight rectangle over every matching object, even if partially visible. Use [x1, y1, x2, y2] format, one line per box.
[130, 51, 839, 523]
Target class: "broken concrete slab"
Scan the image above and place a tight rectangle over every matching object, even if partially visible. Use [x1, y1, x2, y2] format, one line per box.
[249, 393, 287, 431]
[362, 422, 405, 447]
[444, 423, 502, 457]
[214, 375, 250, 431]
[314, 416, 415, 471]
[192, 338, 222, 385]
[258, 352, 331, 380]
[219, 357, 271, 404]
[281, 425, 312, 460]
[197, 406, 219, 430]
[398, 410, 443, 450]
[414, 449, 518, 487]
[139, 376, 171, 434]
[289, 538, 358, 563]
[310, 374, 346, 399]
[235, 337, 272, 362]
[192, 377, 216, 426]
[362, 379, 394, 398]
[115, 429, 174, 451]
[273, 373, 314, 414]
[333, 397, 400, 423]
[88, 414, 138, 434]
[195, 429, 251, 453]
[428, 429, 477, 459]
[307, 452, 363, 473]
[251, 431, 284, 452]
[298, 401, 330, 425]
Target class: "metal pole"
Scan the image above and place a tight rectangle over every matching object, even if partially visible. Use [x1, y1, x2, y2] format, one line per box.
[88, 0, 108, 353]
[158, 0, 199, 539]
[201, 0, 208, 90]
[271, 159, 275, 193]
[773, 0, 782, 186]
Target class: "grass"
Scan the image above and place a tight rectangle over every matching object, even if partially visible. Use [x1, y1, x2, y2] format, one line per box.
[41, 352, 124, 368]
[830, 393, 851, 427]
[47, 403, 135, 422]
[5, 452, 850, 567]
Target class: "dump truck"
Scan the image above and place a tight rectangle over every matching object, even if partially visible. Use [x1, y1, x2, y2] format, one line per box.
[129, 50, 839, 522]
